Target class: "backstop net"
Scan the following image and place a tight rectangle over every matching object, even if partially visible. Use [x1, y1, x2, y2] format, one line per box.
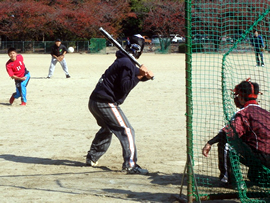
[186, 0, 270, 202]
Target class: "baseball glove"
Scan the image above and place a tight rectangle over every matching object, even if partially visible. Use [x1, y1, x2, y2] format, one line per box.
[261, 48, 265, 52]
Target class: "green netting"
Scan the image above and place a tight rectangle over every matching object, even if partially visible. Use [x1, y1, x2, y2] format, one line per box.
[89, 38, 106, 54]
[187, 0, 270, 202]
[155, 38, 171, 53]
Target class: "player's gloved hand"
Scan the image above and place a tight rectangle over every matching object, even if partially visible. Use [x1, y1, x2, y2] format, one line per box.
[202, 143, 211, 157]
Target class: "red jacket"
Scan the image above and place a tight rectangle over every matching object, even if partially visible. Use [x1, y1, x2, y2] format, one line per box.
[223, 103, 270, 154]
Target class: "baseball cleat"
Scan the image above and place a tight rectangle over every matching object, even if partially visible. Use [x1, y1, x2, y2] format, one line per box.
[123, 164, 149, 175]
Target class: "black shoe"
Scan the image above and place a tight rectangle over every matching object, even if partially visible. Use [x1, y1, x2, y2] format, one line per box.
[66, 75, 70, 78]
[47, 76, 50, 79]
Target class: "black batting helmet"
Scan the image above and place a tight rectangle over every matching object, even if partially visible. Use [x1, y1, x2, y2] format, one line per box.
[126, 34, 145, 59]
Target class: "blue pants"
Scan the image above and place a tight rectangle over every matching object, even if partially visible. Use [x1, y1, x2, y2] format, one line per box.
[14, 72, 30, 102]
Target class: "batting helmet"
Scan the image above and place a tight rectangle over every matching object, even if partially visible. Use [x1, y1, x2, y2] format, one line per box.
[126, 34, 145, 59]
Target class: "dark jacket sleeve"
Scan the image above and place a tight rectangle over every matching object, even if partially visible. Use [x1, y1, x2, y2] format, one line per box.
[259, 35, 265, 47]
[208, 130, 226, 145]
[120, 66, 140, 94]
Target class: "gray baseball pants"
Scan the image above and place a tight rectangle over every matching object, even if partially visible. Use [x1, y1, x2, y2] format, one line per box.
[87, 99, 137, 169]
[48, 57, 69, 77]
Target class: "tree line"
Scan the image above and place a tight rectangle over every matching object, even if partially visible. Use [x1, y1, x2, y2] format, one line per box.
[0, 0, 185, 41]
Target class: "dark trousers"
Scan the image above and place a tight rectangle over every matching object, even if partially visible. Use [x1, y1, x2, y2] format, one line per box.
[87, 99, 137, 169]
[218, 139, 270, 184]
[255, 48, 264, 66]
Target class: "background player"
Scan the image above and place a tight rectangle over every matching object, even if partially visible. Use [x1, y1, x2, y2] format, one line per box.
[6, 47, 30, 106]
[250, 30, 265, 67]
[86, 34, 154, 175]
[47, 39, 71, 78]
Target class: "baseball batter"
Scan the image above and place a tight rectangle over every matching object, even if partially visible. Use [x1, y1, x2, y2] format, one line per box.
[6, 47, 30, 106]
[86, 34, 154, 175]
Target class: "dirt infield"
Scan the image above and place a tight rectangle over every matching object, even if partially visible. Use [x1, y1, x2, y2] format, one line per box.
[0, 52, 239, 202]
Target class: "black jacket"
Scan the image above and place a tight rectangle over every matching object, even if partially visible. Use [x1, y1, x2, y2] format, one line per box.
[50, 44, 67, 57]
[90, 51, 147, 104]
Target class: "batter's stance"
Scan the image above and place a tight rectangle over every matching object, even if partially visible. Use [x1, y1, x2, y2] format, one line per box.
[6, 47, 30, 106]
[86, 34, 154, 174]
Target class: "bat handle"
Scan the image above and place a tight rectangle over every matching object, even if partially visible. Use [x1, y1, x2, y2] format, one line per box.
[138, 64, 154, 80]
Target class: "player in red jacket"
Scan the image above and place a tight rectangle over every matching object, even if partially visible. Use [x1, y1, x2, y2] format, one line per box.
[202, 79, 270, 185]
[6, 47, 30, 106]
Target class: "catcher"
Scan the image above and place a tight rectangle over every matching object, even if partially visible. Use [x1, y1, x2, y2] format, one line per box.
[202, 79, 270, 185]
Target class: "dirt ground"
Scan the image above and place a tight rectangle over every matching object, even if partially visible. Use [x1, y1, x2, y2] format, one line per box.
[0, 52, 239, 203]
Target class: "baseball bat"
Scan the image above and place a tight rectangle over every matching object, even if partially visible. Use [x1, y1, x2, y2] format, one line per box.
[99, 27, 154, 80]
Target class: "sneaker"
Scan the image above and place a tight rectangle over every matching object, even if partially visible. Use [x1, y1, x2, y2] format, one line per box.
[123, 164, 149, 175]
[262, 64, 265, 67]
[20, 102, 26, 106]
[9, 94, 15, 105]
[66, 75, 70, 78]
[47, 76, 50, 79]
[86, 158, 98, 167]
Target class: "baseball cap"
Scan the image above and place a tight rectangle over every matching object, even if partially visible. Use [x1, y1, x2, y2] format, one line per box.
[55, 39, 61, 42]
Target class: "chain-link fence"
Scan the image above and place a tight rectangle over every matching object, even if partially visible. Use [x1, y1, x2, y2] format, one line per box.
[0, 41, 91, 54]
[0, 39, 182, 54]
